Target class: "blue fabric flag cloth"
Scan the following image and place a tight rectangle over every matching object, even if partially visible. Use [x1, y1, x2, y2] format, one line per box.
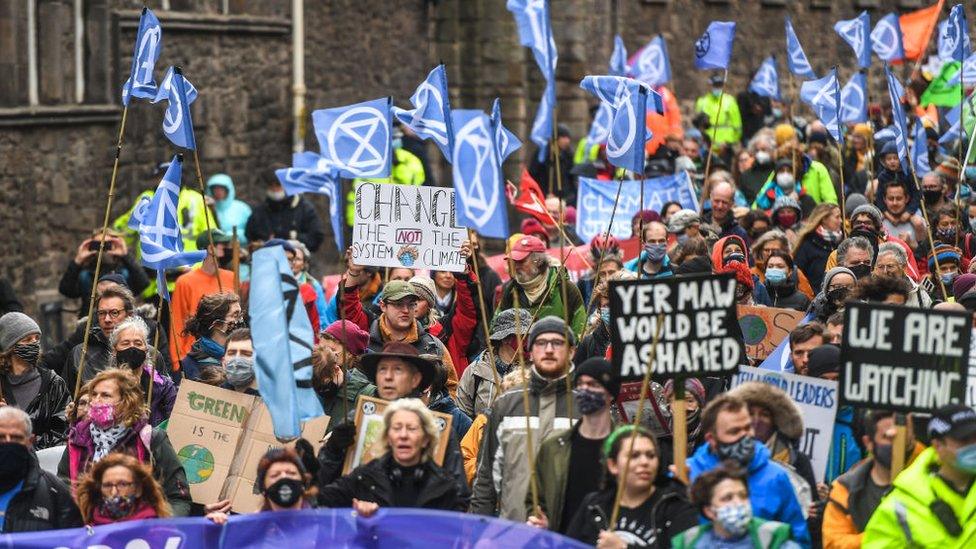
[507, 0, 558, 161]
[585, 102, 613, 148]
[947, 51, 976, 86]
[759, 312, 815, 372]
[884, 67, 911, 174]
[451, 100, 521, 239]
[575, 174, 698, 243]
[129, 155, 206, 301]
[250, 245, 323, 439]
[312, 97, 393, 179]
[913, 119, 931, 177]
[834, 11, 872, 69]
[749, 56, 780, 101]
[629, 35, 672, 87]
[610, 35, 628, 76]
[694, 21, 736, 70]
[800, 68, 844, 145]
[392, 64, 455, 163]
[121, 8, 162, 106]
[840, 71, 868, 124]
[786, 16, 817, 79]
[871, 13, 905, 63]
[151, 67, 197, 150]
[580, 75, 664, 174]
[940, 5, 971, 63]
[275, 152, 345, 252]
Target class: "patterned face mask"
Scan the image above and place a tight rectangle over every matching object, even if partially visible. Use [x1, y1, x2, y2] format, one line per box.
[715, 501, 752, 537]
[714, 436, 755, 467]
[99, 494, 138, 519]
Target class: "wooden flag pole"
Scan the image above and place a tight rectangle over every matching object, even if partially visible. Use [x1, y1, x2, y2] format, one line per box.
[191, 149, 223, 293]
[147, 296, 164, 413]
[909, 159, 950, 301]
[550, 105, 575, 421]
[891, 413, 908, 477]
[836, 143, 848, 238]
[672, 383, 689, 484]
[231, 227, 241, 295]
[467, 230, 502, 390]
[586, 175, 626, 312]
[75, 105, 130, 399]
[700, 68, 729, 202]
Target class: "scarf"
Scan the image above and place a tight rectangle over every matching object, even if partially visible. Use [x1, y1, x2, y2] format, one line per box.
[379, 315, 419, 343]
[89, 423, 129, 463]
[517, 269, 549, 304]
[196, 337, 226, 359]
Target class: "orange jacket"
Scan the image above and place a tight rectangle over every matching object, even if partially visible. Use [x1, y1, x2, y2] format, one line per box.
[460, 413, 488, 485]
[645, 86, 682, 155]
[168, 267, 236, 368]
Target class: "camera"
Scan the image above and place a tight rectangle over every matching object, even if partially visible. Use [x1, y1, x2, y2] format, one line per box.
[88, 240, 114, 252]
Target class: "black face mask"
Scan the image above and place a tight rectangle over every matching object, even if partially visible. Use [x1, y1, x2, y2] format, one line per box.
[849, 264, 872, 280]
[0, 442, 30, 492]
[923, 189, 943, 205]
[265, 477, 304, 508]
[826, 287, 850, 305]
[116, 347, 147, 369]
[11, 342, 40, 366]
[874, 443, 894, 469]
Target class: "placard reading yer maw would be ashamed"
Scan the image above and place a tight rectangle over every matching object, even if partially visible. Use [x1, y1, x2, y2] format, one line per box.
[351, 182, 467, 272]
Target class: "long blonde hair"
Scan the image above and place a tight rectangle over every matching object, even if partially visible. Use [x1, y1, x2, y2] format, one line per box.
[794, 203, 840, 251]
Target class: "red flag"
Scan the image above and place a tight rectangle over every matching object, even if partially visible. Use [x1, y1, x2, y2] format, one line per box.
[900, 0, 944, 61]
[507, 169, 557, 225]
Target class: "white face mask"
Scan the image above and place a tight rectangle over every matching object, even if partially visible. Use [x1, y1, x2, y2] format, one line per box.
[267, 189, 287, 201]
[754, 151, 771, 165]
[969, 216, 976, 229]
[775, 172, 795, 189]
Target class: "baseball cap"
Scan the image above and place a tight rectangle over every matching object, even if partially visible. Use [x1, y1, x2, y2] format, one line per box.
[928, 404, 976, 440]
[195, 229, 233, 250]
[381, 280, 419, 303]
[506, 235, 547, 261]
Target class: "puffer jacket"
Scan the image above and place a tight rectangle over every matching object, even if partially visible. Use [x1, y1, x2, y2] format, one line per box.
[753, 155, 838, 210]
[494, 267, 587, 338]
[318, 453, 464, 512]
[0, 366, 70, 450]
[456, 350, 508, 418]
[470, 366, 579, 521]
[862, 447, 976, 548]
[1, 453, 81, 533]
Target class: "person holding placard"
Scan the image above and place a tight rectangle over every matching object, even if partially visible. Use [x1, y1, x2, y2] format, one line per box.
[862, 405, 976, 547]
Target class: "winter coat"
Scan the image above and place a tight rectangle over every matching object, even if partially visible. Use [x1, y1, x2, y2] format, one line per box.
[205, 175, 252, 243]
[59, 418, 191, 517]
[873, 166, 919, 214]
[1, 453, 82, 533]
[688, 440, 810, 546]
[428, 389, 473, 440]
[701, 211, 750, 243]
[862, 447, 976, 548]
[456, 350, 506, 418]
[0, 366, 70, 450]
[245, 195, 326, 252]
[58, 256, 150, 317]
[825, 406, 861, 483]
[494, 267, 587, 338]
[298, 273, 329, 329]
[460, 414, 487, 485]
[363, 317, 458, 396]
[318, 453, 464, 512]
[671, 518, 794, 549]
[314, 367, 376, 432]
[565, 482, 699, 548]
[426, 269, 479, 377]
[0, 278, 23, 317]
[766, 276, 811, 311]
[179, 338, 223, 382]
[625, 252, 675, 279]
[470, 367, 579, 521]
[793, 232, 837, 293]
[753, 155, 838, 210]
[103, 348, 176, 427]
[574, 321, 611, 365]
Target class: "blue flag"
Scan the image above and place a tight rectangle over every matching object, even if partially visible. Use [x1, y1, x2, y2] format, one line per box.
[392, 65, 455, 163]
[630, 35, 672, 87]
[871, 13, 905, 63]
[452, 108, 511, 239]
[799, 68, 843, 145]
[749, 56, 780, 101]
[530, 85, 555, 162]
[585, 102, 613, 147]
[275, 152, 344, 252]
[311, 97, 393, 179]
[758, 313, 815, 372]
[840, 71, 868, 124]
[610, 35, 628, 76]
[508, 0, 557, 162]
[786, 16, 817, 79]
[121, 8, 162, 106]
[575, 174, 698, 243]
[250, 245, 323, 440]
[912, 120, 932, 176]
[948, 52, 976, 86]
[580, 76, 664, 174]
[130, 155, 206, 301]
[834, 11, 872, 69]
[694, 21, 736, 70]
[940, 5, 971, 62]
[940, 120, 965, 148]
[151, 67, 197, 150]
[491, 98, 522, 164]
[884, 67, 911, 174]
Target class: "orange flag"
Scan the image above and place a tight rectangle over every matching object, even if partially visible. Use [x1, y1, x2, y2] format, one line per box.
[899, 0, 944, 61]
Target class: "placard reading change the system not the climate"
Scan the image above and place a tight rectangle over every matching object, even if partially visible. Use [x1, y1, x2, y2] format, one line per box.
[609, 273, 745, 382]
[840, 303, 971, 414]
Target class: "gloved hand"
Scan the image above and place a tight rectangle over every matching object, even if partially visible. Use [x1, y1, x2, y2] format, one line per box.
[324, 422, 357, 455]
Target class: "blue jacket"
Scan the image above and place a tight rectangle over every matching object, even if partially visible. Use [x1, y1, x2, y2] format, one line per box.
[624, 252, 675, 279]
[206, 174, 252, 243]
[299, 273, 329, 329]
[689, 439, 810, 547]
[825, 406, 861, 484]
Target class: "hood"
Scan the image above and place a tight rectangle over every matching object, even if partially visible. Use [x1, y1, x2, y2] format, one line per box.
[891, 447, 940, 505]
[689, 437, 771, 474]
[206, 173, 236, 202]
[711, 235, 750, 270]
[727, 382, 804, 440]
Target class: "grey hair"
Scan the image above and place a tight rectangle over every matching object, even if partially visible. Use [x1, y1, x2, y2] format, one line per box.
[922, 171, 946, 187]
[747, 132, 776, 154]
[0, 406, 32, 439]
[527, 251, 551, 270]
[877, 242, 908, 267]
[109, 315, 150, 351]
[287, 239, 312, 266]
[380, 398, 440, 463]
[837, 236, 874, 265]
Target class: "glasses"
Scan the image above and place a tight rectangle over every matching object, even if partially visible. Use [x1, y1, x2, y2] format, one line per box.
[288, 256, 304, 264]
[532, 338, 567, 350]
[827, 284, 854, 292]
[96, 309, 125, 320]
[100, 481, 134, 493]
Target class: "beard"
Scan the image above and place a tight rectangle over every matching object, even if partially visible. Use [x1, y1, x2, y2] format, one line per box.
[514, 263, 543, 284]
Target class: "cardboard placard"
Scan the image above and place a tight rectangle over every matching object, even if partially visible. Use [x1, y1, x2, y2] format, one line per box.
[609, 273, 745, 382]
[342, 395, 453, 474]
[732, 366, 838, 482]
[351, 182, 466, 272]
[737, 305, 806, 360]
[840, 303, 972, 414]
[168, 381, 330, 512]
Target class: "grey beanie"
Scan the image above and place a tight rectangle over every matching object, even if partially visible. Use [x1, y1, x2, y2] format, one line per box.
[821, 266, 856, 293]
[850, 203, 883, 228]
[0, 312, 41, 352]
[667, 209, 701, 233]
[490, 308, 533, 341]
[844, 193, 868, 218]
[528, 315, 577, 348]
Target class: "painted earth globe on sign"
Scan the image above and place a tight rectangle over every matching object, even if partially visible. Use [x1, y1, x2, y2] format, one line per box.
[178, 444, 215, 484]
[738, 314, 767, 346]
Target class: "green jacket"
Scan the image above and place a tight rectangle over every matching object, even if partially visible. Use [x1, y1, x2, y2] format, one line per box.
[318, 367, 377, 432]
[672, 518, 792, 549]
[494, 267, 587, 338]
[862, 447, 976, 548]
[694, 92, 742, 145]
[527, 423, 597, 533]
[752, 158, 838, 210]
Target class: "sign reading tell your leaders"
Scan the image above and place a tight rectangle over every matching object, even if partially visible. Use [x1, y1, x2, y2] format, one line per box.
[609, 273, 745, 382]
[351, 182, 467, 272]
[840, 303, 972, 414]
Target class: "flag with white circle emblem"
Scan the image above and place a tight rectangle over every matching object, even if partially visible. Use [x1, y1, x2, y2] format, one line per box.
[800, 68, 843, 146]
[749, 56, 780, 101]
[939, 5, 970, 63]
[311, 97, 392, 179]
[610, 35, 628, 77]
[392, 65, 456, 163]
[580, 75, 664, 174]
[834, 11, 872, 69]
[151, 67, 198, 150]
[840, 71, 868, 124]
[694, 21, 736, 71]
[629, 35, 672, 87]
[883, 67, 910, 174]
[786, 16, 817, 79]
[275, 152, 344, 252]
[121, 7, 162, 106]
[871, 13, 905, 63]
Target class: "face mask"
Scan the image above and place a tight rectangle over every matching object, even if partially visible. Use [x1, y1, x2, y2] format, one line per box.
[265, 477, 304, 508]
[936, 227, 958, 242]
[644, 243, 668, 263]
[826, 287, 850, 305]
[11, 342, 40, 365]
[715, 436, 756, 467]
[225, 357, 255, 388]
[777, 212, 798, 227]
[392, 137, 403, 149]
[874, 443, 894, 469]
[724, 252, 746, 265]
[754, 151, 771, 165]
[574, 388, 608, 416]
[711, 88, 722, 96]
[772, 108, 783, 119]
[775, 172, 795, 189]
[99, 494, 138, 519]
[923, 189, 943, 205]
[968, 217, 976, 229]
[849, 264, 872, 280]
[599, 306, 610, 326]
[765, 268, 787, 285]
[0, 443, 30, 492]
[955, 443, 976, 473]
[116, 347, 146, 369]
[267, 190, 287, 201]
[89, 402, 117, 429]
[941, 272, 959, 286]
[715, 502, 753, 538]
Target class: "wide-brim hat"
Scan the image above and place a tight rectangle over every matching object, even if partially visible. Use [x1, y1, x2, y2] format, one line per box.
[359, 341, 436, 393]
